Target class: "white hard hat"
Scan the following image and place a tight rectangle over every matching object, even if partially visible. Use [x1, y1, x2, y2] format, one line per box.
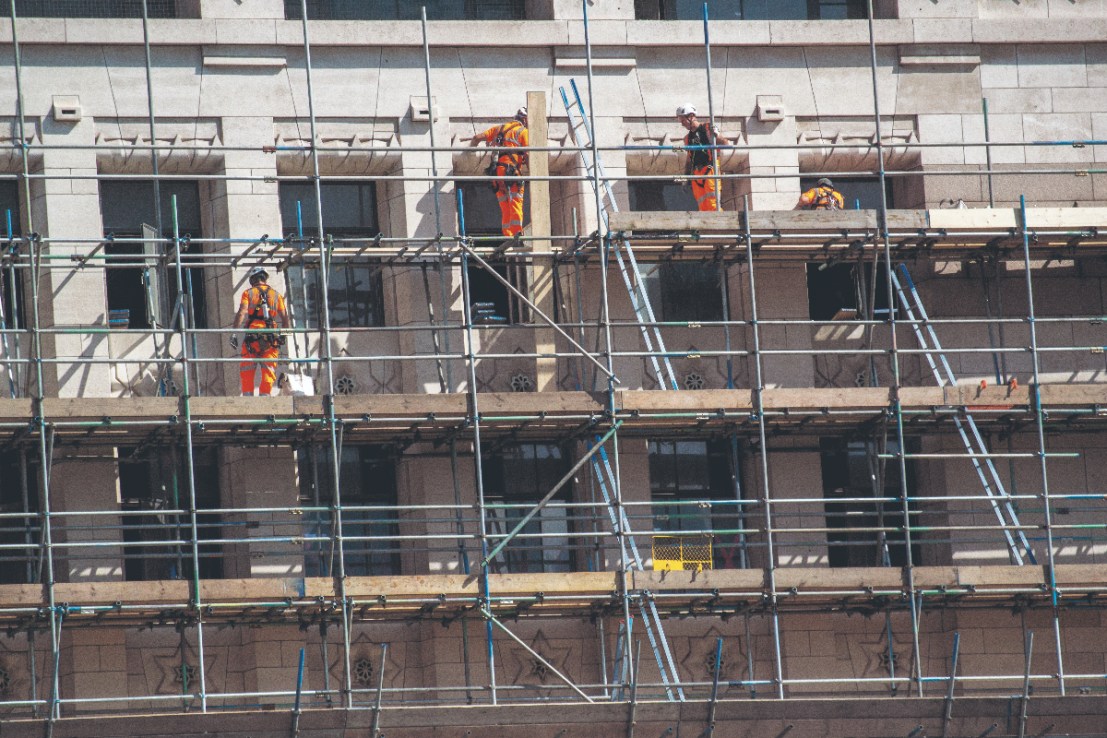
[516, 106, 528, 120]
[248, 266, 269, 281]
[676, 103, 697, 117]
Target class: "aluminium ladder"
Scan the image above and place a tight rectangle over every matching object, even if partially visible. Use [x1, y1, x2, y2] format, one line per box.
[891, 264, 1036, 565]
[561, 78, 687, 700]
[560, 80, 679, 391]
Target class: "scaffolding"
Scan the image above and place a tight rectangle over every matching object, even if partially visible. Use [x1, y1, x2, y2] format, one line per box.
[0, 0, 1105, 735]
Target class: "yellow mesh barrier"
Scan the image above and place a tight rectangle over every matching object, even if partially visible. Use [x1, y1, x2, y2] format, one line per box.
[652, 535, 713, 572]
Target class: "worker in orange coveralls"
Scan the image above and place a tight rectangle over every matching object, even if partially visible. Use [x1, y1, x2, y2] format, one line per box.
[470, 106, 530, 236]
[230, 266, 290, 396]
[797, 178, 845, 210]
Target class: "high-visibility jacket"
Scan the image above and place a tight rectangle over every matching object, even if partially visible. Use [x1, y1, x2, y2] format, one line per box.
[798, 186, 844, 210]
[476, 120, 529, 171]
[239, 284, 286, 336]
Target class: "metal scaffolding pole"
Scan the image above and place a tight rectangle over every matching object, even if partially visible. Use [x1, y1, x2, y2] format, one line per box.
[297, 0, 354, 707]
[1018, 196, 1065, 696]
[170, 195, 209, 710]
[741, 197, 785, 700]
[866, 0, 923, 697]
[456, 190, 497, 704]
[8, 0, 61, 722]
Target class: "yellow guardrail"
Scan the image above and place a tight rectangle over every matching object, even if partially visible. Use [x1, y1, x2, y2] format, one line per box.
[652, 534, 713, 572]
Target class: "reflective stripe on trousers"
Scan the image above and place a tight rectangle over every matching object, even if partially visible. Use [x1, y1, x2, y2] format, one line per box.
[692, 165, 719, 212]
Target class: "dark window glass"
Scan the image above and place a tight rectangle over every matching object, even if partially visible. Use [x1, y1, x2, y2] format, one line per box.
[649, 440, 743, 569]
[0, 181, 24, 331]
[643, 262, 724, 322]
[100, 180, 207, 330]
[287, 0, 525, 20]
[628, 180, 697, 212]
[0, 0, 178, 17]
[820, 439, 919, 567]
[482, 443, 571, 573]
[118, 446, 222, 581]
[298, 445, 400, 577]
[627, 181, 723, 322]
[279, 182, 384, 328]
[641, 0, 866, 19]
[457, 181, 529, 325]
[0, 449, 39, 584]
[806, 261, 897, 322]
[799, 175, 893, 212]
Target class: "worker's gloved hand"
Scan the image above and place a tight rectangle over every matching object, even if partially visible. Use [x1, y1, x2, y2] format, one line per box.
[229, 334, 239, 350]
[278, 334, 287, 347]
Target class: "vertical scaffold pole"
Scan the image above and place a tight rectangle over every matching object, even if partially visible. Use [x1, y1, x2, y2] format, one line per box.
[420, 7, 451, 392]
[456, 189, 497, 704]
[581, 0, 635, 691]
[742, 196, 785, 700]
[866, 0, 923, 697]
[702, 3, 722, 212]
[298, 0, 354, 707]
[171, 195, 208, 710]
[1018, 196, 1065, 696]
[8, 0, 60, 720]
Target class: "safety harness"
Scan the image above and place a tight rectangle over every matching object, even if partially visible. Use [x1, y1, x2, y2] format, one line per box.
[812, 186, 841, 210]
[486, 121, 526, 188]
[245, 284, 279, 348]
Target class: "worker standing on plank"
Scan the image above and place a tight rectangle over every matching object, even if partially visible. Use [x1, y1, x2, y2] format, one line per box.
[230, 266, 290, 396]
[676, 103, 731, 212]
[797, 177, 845, 210]
[470, 107, 529, 237]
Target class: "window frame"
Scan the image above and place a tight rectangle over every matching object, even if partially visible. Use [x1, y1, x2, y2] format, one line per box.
[286, 0, 526, 20]
[481, 442, 572, 574]
[117, 445, 222, 582]
[99, 180, 207, 331]
[297, 444, 401, 577]
[280, 181, 386, 329]
[648, 439, 743, 569]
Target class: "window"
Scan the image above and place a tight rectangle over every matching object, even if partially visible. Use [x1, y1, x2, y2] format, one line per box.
[1, 0, 179, 17]
[118, 446, 222, 581]
[287, 0, 525, 20]
[806, 261, 897, 322]
[279, 182, 385, 328]
[0, 450, 39, 584]
[802, 175, 897, 322]
[642, 262, 724, 322]
[481, 443, 571, 573]
[799, 175, 893, 212]
[100, 180, 206, 330]
[628, 180, 724, 322]
[298, 445, 400, 577]
[628, 180, 697, 213]
[649, 440, 743, 569]
[637, 0, 865, 19]
[820, 439, 919, 567]
[0, 181, 24, 331]
[456, 183, 529, 325]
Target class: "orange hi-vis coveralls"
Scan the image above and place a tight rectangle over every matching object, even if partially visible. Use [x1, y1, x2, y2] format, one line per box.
[476, 120, 529, 236]
[239, 284, 286, 395]
[685, 123, 720, 212]
[797, 185, 845, 210]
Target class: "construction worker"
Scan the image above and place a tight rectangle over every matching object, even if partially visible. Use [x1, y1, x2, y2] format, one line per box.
[470, 106, 529, 237]
[797, 177, 845, 210]
[676, 103, 730, 211]
[230, 266, 290, 396]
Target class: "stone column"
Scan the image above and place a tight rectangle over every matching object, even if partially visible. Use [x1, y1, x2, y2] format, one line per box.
[31, 116, 110, 398]
[390, 106, 462, 394]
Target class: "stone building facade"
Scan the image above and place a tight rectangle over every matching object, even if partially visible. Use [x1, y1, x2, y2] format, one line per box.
[0, 1, 1105, 736]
